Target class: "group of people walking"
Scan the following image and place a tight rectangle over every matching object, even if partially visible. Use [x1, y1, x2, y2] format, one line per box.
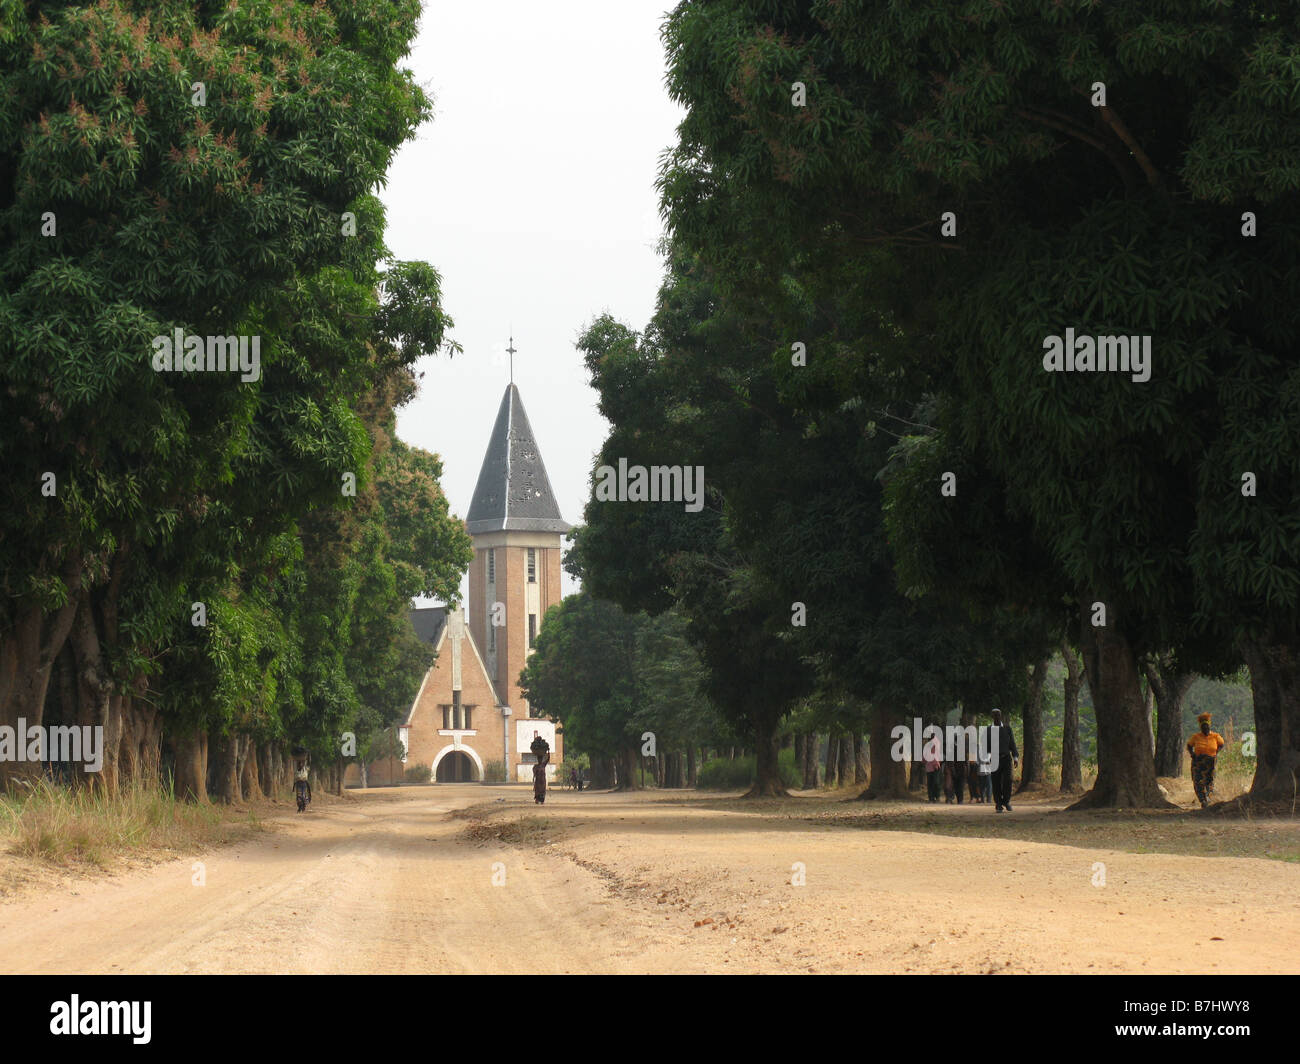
[922, 708, 1021, 813]
[919, 708, 1230, 813]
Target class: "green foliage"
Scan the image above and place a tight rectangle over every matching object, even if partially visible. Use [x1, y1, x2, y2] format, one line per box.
[0, 1, 470, 798]
[649, 0, 1300, 803]
[521, 591, 726, 766]
[696, 749, 801, 791]
[403, 763, 430, 784]
[358, 722, 406, 771]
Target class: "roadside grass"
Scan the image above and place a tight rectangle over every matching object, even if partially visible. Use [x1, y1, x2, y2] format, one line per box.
[0, 776, 264, 870]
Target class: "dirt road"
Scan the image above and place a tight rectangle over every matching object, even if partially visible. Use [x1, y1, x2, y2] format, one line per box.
[0, 786, 1296, 974]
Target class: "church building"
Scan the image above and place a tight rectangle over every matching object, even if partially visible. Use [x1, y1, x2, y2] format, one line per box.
[347, 381, 569, 786]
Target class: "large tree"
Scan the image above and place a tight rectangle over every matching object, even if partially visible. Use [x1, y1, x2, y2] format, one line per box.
[0, 1, 467, 796]
[657, 0, 1300, 806]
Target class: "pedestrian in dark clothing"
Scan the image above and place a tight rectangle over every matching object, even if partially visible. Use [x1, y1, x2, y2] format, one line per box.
[948, 756, 966, 804]
[530, 732, 550, 804]
[987, 709, 1019, 812]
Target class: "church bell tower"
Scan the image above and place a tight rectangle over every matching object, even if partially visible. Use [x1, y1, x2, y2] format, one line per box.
[465, 380, 570, 720]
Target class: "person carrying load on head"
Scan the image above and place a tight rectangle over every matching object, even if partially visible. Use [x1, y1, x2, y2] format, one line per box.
[530, 731, 550, 805]
[1187, 712, 1225, 809]
[294, 758, 312, 813]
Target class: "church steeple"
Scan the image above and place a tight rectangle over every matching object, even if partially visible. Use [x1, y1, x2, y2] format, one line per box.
[466, 379, 568, 743]
[466, 383, 571, 535]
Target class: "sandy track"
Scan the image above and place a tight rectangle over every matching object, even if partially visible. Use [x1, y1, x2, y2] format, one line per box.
[0, 788, 672, 974]
[0, 786, 1296, 974]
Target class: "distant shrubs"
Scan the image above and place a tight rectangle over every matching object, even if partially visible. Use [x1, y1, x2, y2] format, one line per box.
[695, 749, 802, 790]
[482, 759, 507, 783]
[404, 763, 430, 783]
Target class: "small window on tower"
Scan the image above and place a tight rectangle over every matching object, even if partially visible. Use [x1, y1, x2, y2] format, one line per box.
[529, 613, 537, 647]
[487, 548, 495, 584]
[527, 548, 536, 583]
[453, 689, 462, 730]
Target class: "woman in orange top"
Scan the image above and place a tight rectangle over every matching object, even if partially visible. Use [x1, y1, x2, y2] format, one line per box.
[1186, 713, 1225, 809]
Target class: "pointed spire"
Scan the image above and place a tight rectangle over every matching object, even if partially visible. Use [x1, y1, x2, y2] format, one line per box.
[466, 384, 570, 534]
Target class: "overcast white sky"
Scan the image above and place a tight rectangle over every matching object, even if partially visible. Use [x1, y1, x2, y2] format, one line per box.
[382, 1, 683, 605]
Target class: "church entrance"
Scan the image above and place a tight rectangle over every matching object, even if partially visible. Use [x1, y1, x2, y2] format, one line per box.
[436, 750, 478, 782]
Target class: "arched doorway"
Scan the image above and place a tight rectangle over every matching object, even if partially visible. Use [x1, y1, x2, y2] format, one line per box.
[435, 750, 478, 782]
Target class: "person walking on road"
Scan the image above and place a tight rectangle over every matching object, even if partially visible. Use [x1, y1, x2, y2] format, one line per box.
[1187, 712, 1225, 809]
[988, 709, 1019, 813]
[924, 746, 942, 802]
[530, 732, 550, 805]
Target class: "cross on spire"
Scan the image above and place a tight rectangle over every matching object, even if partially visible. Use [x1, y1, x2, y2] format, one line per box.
[506, 335, 516, 383]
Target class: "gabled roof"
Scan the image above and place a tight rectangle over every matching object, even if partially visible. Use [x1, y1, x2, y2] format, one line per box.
[466, 383, 571, 535]
[409, 607, 447, 646]
[401, 607, 504, 728]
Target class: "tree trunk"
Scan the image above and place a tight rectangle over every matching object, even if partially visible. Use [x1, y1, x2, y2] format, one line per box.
[1146, 659, 1195, 778]
[0, 562, 83, 788]
[258, 742, 277, 796]
[593, 755, 615, 790]
[211, 733, 241, 804]
[1017, 656, 1050, 793]
[1070, 601, 1172, 809]
[860, 707, 910, 799]
[687, 746, 697, 787]
[744, 714, 787, 797]
[1143, 675, 1156, 757]
[240, 736, 264, 800]
[171, 730, 209, 803]
[802, 732, 820, 789]
[824, 730, 840, 788]
[121, 691, 158, 782]
[839, 735, 855, 787]
[68, 590, 122, 794]
[616, 746, 642, 790]
[234, 735, 249, 797]
[1060, 641, 1085, 793]
[854, 733, 869, 785]
[794, 733, 805, 783]
[1240, 638, 1300, 805]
